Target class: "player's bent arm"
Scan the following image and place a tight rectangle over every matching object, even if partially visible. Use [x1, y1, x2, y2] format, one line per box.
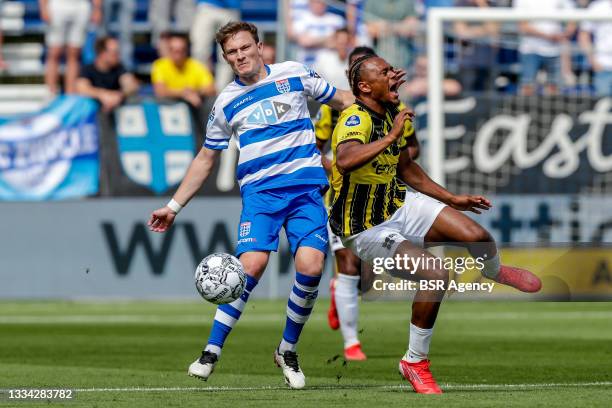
[397, 151, 492, 214]
[397, 152, 453, 204]
[336, 138, 395, 174]
[326, 89, 355, 112]
[172, 147, 220, 206]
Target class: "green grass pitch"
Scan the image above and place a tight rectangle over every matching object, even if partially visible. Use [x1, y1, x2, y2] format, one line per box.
[1, 300, 611, 407]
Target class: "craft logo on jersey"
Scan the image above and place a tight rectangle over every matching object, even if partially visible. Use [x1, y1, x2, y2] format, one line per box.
[116, 102, 195, 194]
[247, 100, 292, 125]
[239, 221, 251, 237]
[346, 115, 361, 127]
[275, 79, 291, 94]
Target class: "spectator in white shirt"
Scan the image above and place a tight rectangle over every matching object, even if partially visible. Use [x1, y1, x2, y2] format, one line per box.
[291, 0, 345, 66]
[579, 0, 612, 96]
[313, 28, 354, 89]
[513, 0, 576, 96]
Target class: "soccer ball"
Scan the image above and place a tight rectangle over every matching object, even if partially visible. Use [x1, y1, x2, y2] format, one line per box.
[194, 253, 247, 304]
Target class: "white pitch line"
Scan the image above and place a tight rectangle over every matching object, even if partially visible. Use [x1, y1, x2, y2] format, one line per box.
[55, 382, 612, 393]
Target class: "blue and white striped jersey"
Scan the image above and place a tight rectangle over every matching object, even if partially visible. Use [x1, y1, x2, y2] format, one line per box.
[204, 61, 336, 196]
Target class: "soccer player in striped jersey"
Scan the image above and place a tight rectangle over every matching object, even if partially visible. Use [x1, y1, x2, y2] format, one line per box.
[147, 21, 355, 389]
[315, 46, 419, 361]
[330, 54, 542, 394]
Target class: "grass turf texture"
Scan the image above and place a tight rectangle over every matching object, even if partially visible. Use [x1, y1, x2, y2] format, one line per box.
[1, 301, 611, 407]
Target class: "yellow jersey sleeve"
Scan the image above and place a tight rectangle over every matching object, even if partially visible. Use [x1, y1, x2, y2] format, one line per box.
[314, 104, 332, 142]
[336, 110, 372, 146]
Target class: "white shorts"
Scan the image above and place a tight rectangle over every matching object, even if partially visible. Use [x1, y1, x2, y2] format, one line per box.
[327, 222, 345, 253]
[341, 191, 446, 263]
[46, 0, 91, 48]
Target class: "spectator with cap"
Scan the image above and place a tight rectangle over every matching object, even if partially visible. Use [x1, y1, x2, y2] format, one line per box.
[76, 36, 139, 112]
[151, 33, 215, 109]
[40, 0, 102, 94]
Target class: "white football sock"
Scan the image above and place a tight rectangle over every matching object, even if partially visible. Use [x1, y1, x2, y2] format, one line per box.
[278, 338, 297, 353]
[205, 344, 222, 357]
[481, 253, 501, 279]
[335, 273, 361, 349]
[404, 323, 433, 363]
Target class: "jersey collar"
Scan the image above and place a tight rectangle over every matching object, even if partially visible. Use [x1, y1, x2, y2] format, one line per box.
[234, 64, 271, 86]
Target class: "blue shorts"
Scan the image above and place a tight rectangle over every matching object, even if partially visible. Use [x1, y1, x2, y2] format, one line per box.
[235, 185, 329, 257]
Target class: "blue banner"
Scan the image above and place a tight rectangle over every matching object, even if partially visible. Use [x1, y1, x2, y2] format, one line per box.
[114, 101, 195, 194]
[0, 96, 99, 200]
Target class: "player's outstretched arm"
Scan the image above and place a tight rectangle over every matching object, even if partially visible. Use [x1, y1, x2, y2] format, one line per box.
[148, 147, 220, 232]
[397, 154, 492, 214]
[326, 89, 355, 112]
[336, 108, 412, 174]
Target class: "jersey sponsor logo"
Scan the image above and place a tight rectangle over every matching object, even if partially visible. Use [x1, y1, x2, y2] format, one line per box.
[346, 131, 362, 136]
[239, 221, 251, 237]
[207, 107, 216, 125]
[232, 95, 254, 109]
[247, 100, 292, 125]
[345, 115, 361, 127]
[275, 79, 291, 94]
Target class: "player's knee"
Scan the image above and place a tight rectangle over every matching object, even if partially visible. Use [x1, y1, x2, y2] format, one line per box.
[240, 257, 268, 278]
[464, 224, 492, 243]
[295, 260, 323, 277]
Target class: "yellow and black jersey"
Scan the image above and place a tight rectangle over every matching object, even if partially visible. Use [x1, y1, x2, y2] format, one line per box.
[329, 101, 415, 237]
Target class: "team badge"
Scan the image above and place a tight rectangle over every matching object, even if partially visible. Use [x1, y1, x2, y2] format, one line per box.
[239, 221, 252, 237]
[345, 115, 361, 127]
[275, 79, 291, 94]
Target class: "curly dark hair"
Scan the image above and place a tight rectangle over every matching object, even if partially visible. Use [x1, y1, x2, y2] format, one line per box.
[347, 53, 377, 96]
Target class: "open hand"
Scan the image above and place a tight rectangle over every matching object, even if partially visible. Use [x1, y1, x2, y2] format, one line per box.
[449, 195, 492, 214]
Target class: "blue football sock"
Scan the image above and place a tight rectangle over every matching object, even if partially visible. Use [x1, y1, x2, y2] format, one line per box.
[279, 272, 321, 353]
[205, 274, 258, 357]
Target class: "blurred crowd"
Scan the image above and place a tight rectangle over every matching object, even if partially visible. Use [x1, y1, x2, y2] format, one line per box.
[0, 0, 609, 119]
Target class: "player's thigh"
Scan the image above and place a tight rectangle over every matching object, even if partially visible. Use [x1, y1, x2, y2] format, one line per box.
[284, 188, 329, 257]
[396, 191, 446, 245]
[424, 206, 491, 244]
[342, 224, 404, 264]
[235, 192, 285, 258]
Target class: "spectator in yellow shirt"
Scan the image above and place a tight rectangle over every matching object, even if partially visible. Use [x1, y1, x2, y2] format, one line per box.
[152, 33, 216, 108]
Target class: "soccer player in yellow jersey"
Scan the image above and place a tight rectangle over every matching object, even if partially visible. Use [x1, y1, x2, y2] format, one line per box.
[314, 48, 419, 361]
[330, 54, 542, 394]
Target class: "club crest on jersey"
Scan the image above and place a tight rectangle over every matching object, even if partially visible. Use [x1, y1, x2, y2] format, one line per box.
[239, 221, 251, 237]
[247, 100, 292, 124]
[345, 115, 361, 126]
[275, 79, 291, 94]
